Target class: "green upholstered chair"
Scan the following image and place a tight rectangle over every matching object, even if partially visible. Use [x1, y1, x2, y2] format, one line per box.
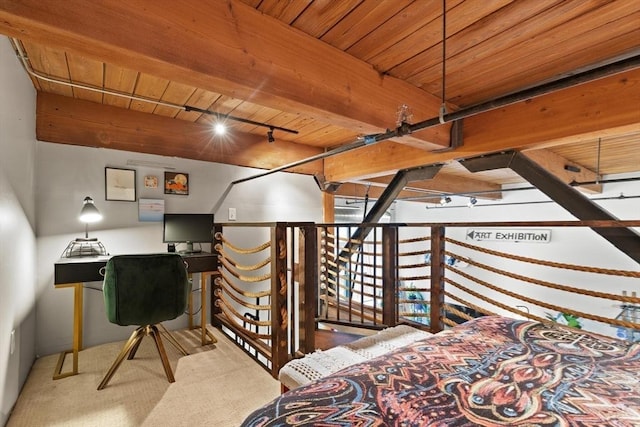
[97, 253, 191, 390]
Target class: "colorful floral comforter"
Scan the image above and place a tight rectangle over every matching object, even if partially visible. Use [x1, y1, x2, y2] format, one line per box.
[242, 316, 640, 426]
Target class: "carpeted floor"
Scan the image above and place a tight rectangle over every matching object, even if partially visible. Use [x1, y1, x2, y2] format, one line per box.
[6, 327, 280, 427]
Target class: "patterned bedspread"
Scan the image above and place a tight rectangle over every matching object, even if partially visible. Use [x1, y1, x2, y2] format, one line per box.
[242, 316, 640, 426]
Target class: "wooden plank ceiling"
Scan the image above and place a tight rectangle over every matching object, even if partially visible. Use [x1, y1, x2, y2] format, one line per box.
[0, 0, 639, 203]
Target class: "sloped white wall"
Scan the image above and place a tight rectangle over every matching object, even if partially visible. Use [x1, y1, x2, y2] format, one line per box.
[0, 37, 37, 425]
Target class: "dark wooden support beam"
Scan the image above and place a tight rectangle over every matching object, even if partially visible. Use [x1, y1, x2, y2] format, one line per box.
[382, 227, 399, 327]
[270, 223, 289, 378]
[300, 224, 317, 354]
[430, 226, 445, 333]
[338, 164, 443, 264]
[460, 151, 640, 264]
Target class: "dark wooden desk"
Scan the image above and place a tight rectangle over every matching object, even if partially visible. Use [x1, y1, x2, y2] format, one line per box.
[53, 253, 217, 379]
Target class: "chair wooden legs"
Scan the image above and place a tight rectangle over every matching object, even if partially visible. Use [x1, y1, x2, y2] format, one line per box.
[97, 325, 176, 390]
[149, 325, 175, 383]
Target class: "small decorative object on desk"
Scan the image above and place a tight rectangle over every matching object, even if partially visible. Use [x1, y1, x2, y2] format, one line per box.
[62, 196, 108, 257]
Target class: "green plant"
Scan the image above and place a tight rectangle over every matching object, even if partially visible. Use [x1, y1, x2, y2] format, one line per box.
[546, 312, 582, 329]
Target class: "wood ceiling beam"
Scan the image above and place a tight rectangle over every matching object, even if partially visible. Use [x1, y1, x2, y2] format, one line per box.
[324, 68, 640, 181]
[0, 0, 449, 150]
[362, 172, 502, 200]
[332, 182, 429, 202]
[521, 149, 602, 194]
[36, 92, 324, 174]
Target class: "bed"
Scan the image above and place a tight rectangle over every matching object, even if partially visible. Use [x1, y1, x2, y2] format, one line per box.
[241, 316, 640, 426]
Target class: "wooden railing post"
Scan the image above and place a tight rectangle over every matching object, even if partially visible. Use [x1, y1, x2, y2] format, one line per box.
[382, 226, 399, 326]
[299, 223, 317, 354]
[430, 225, 445, 333]
[271, 223, 289, 377]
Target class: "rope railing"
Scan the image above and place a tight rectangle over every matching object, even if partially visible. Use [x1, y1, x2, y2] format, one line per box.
[214, 233, 271, 254]
[446, 237, 640, 278]
[446, 268, 640, 330]
[215, 298, 271, 340]
[214, 284, 271, 311]
[216, 247, 271, 271]
[445, 249, 640, 305]
[216, 274, 271, 299]
[218, 256, 271, 282]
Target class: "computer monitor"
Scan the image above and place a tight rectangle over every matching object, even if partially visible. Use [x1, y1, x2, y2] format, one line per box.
[163, 213, 214, 253]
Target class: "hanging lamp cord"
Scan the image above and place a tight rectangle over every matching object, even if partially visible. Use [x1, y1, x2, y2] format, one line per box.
[439, 0, 448, 124]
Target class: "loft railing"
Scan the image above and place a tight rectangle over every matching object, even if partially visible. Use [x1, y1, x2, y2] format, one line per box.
[211, 220, 640, 379]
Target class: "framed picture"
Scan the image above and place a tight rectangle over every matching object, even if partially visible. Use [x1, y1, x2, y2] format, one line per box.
[144, 175, 158, 189]
[164, 172, 189, 195]
[138, 198, 165, 222]
[105, 167, 136, 201]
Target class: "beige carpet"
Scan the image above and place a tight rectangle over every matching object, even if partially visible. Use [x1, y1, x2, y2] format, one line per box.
[7, 327, 280, 427]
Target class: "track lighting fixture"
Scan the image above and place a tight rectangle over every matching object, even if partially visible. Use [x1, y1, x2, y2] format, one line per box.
[440, 195, 452, 205]
[267, 127, 275, 143]
[467, 197, 477, 207]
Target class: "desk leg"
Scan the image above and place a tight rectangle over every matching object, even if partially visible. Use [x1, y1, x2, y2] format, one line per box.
[188, 274, 195, 330]
[53, 283, 83, 380]
[188, 273, 217, 345]
[200, 272, 217, 345]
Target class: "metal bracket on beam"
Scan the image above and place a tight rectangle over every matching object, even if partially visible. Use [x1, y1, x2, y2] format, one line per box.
[432, 119, 464, 153]
[458, 150, 517, 172]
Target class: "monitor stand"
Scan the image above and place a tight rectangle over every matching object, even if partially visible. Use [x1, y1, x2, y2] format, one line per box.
[180, 241, 202, 254]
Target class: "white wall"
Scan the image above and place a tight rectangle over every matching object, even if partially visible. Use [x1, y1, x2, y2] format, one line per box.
[35, 143, 323, 355]
[0, 37, 37, 425]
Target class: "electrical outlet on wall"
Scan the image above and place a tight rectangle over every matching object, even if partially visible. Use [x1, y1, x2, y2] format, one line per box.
[228, 207, 237, 221]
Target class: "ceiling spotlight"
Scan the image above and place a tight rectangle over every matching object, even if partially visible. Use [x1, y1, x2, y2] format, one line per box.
[267, 127, 275, 143]
[440, 195, 452, 205]
[214, 122, 226, 135]
[467, 197, 477, 207]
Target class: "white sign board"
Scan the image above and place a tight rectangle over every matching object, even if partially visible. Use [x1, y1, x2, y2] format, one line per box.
[466, 228, 552, 243]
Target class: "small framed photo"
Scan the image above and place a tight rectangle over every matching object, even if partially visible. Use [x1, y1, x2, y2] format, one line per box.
[105, 167, 136, 201]
[144, 175, 158, 189]
[164, 172, 189, 195]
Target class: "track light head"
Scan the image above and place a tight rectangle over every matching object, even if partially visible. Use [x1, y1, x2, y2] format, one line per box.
[468, 197, 477, 207]
[440, 195, 451, 205]
[267, 128, 275, 143]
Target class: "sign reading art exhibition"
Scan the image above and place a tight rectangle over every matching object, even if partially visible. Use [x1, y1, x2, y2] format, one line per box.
[466, 228, 552, 243]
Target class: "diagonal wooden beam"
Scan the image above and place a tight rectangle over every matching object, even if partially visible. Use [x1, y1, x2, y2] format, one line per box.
[0, 0, 449, 149]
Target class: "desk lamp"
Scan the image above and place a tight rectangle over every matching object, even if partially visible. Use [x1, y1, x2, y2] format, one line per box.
[61, 196, 108, 257]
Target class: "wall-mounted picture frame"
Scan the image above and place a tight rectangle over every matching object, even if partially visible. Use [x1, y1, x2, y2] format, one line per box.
[138, 198, 165, 222]
[105, 167, 136, 201]
[144, 175, 158, 189]
[164, 172, 189, 195]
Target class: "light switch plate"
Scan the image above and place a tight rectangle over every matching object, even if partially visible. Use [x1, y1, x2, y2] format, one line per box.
[228, 207, 237, 221]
